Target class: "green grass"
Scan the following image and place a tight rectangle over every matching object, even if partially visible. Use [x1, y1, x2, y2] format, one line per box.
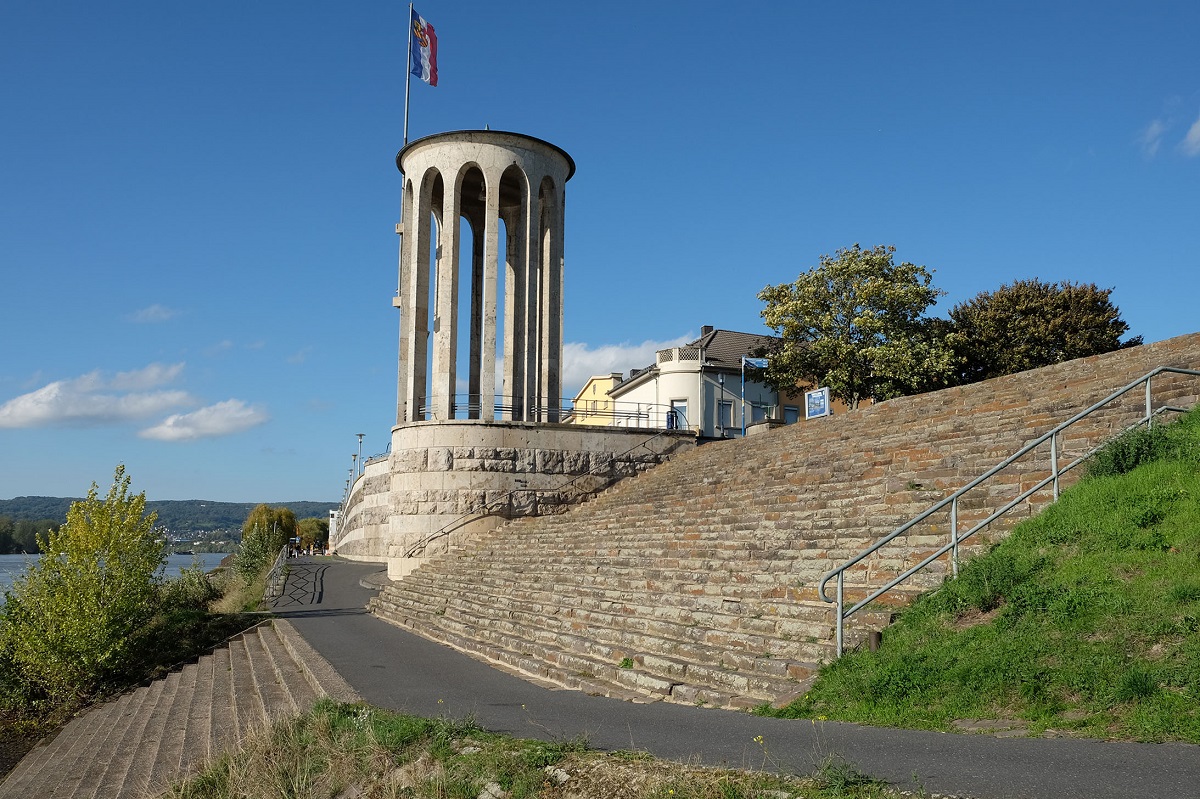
[762, 408, 1200, 743]
[161, 700, 904, 799]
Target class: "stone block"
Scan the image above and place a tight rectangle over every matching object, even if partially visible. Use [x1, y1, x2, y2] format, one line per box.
[429, 447, 453, 471]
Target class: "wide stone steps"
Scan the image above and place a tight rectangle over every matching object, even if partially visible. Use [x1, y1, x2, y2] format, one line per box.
[372, 561, 909, 708]
[0, 620, 357, 799]
[372, 336, 1200, 708]
[372, 590, 814, 709]
[377, 576, 830, 667]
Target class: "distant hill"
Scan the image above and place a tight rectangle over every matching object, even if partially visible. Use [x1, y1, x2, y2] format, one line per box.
[0, 497, 339, 534]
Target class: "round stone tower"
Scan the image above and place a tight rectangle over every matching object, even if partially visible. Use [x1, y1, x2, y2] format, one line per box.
[332, 130, 695, 579]
[395, 130, 575, 424]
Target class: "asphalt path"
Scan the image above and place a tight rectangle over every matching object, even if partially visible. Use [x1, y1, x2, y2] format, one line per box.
[274, 557, 1200, 799]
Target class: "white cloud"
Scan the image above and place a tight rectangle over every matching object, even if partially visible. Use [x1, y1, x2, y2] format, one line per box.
[204, 340, 235, 357]
[127, 303, 179, 323]
[110, 362, 185, 391]
[561, 334, 694, 397]
[1139, 119, 1166, 157]
[139, 399, 269, 441]
[1181, 113, 1200, 157]
[0, 365, 194, 429]
[287, 347, 313, 365]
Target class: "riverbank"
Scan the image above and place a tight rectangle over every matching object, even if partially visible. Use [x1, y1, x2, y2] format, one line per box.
[0, 553, 228, 597]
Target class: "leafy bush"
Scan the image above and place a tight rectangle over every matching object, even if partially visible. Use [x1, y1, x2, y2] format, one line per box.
[159, 563, 220, 611]
[234, 504, 296, 580]
[0, 466, 164, 706]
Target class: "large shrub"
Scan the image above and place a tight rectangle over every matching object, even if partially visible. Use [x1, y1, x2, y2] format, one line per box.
[0, 466, 164, 705]
[235, 504, 296, 580]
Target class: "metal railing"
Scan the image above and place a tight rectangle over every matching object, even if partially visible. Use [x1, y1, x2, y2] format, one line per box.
[819, 366, 1200, 657]
[404, 392, 702, 432]
[264, 545, 289, 601]
[402, 422, 694, 559]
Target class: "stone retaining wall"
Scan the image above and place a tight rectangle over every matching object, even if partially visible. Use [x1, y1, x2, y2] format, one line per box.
[334, 420, 695, 577]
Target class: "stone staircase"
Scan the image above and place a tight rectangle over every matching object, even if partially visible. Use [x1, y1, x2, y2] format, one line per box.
[0, 620, 357, 799]
[370, 334, 1200, 710]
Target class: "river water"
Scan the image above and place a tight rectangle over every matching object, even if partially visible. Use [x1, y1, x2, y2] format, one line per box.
[0, 552, 229, 599]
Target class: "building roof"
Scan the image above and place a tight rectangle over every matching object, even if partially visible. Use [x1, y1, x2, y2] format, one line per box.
[609, 326, 780, 398]
[690, 328, 778, 370]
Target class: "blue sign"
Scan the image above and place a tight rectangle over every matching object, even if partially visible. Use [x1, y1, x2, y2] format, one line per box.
[805, 387, 831, 420]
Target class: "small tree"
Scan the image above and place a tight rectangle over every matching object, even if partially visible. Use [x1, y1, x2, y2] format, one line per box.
[948, 279, 1141, 383]
[0, 466, 164, 703]
[758, 244, 956, 409]
[297, 517, 329, 552]
[235, 504, 296, 579]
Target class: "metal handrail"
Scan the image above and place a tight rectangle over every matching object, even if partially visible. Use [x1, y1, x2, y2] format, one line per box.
[819, 365, 1200, 657]
[402, 422, 694, 558]
[406, 392, 701, 431]
[264, 545, 289, 600]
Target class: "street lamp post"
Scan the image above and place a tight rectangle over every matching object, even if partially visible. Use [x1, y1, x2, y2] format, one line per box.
[355, 433, 365, 477]
[717, 373, 726, 437]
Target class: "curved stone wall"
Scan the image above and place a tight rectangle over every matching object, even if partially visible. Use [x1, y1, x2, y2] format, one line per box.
[333, 420, 695, 577]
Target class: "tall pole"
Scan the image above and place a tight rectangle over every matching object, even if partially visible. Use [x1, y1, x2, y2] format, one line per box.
[356, 433, 365, 477]
[740, 357, 747, 437]
[403, 3, 414, 145]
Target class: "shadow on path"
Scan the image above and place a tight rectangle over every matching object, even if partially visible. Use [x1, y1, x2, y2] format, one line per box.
[270, 563, 326, 607]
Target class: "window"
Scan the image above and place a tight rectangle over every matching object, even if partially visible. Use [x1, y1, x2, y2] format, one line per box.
[669, 399, 688, 429]
[717, 400, 734, 431]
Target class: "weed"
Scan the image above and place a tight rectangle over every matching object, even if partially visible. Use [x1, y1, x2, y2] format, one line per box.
[1114, 664, 1159, 703]
[811, 753, 884, 793]
[619, 657, 634, 669]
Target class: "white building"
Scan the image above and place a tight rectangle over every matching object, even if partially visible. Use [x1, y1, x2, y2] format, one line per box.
[601, 326, 803, 438]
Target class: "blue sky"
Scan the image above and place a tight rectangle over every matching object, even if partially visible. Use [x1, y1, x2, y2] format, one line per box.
[1, 1, 1198, 503]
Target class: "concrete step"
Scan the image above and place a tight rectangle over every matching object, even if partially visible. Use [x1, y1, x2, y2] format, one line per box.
[88, 673, 170, 798]
[208, 642, 239, 758]
[177, 653, 216, 776]
[228, 631, 268, 740]
[144, 662, 199, 796]
[0, 621, 357, 799]
[122, 669, 187, 798]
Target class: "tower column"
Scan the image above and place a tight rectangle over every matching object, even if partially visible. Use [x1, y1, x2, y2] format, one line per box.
[430, 181, 460, 420]
[479, 175, 500, 420]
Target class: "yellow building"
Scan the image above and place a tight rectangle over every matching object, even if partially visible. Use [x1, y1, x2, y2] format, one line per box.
[567, 373, 625, 425]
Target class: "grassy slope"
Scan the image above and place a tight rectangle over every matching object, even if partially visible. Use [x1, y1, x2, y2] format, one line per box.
[765, 410, 1200, 743]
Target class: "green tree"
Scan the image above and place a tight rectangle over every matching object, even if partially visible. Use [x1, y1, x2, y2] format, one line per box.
[0, 466, 164, 703]
[0, 517, 13, 554]
[758, 244, 956, 409]
[297, 516, 329, 552]
[235, 504, 296, 579]
[11, 519, 58, 554]
[948, 279, 1141, 384]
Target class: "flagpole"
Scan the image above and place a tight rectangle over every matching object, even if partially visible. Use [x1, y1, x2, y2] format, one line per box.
[403, 2, 414, 145]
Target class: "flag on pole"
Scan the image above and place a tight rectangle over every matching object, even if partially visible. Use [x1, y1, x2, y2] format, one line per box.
[410, 8, 438, 86]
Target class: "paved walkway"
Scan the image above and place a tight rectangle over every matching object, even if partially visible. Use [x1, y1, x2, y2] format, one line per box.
[276, 557, 1200, 799]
